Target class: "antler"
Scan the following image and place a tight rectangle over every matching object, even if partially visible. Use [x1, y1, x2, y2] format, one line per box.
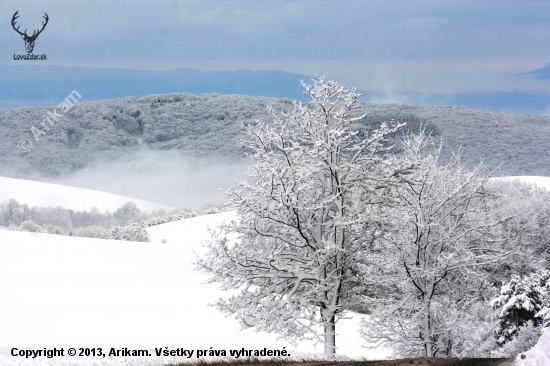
[11, 10, 27, 37]
[11, 11, 49, 40]
[36, 13, 48, 36]
[29, 13, 49, 39]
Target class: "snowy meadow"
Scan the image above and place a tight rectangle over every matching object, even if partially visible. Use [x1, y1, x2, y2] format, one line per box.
[0, 210, 392, 364]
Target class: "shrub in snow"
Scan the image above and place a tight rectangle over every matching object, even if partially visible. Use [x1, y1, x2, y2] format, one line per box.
[18, 220, 41, 232]
[491, 269, 550, 346]
[492, 320, 542, 357]
[1, 198, 168, 232]
[73, 225, 110, 239]
[0, 199, 20, 226]
[139, 206, 228, 228]
[44, 224, 64, 235]
[108, 224, 150, 242]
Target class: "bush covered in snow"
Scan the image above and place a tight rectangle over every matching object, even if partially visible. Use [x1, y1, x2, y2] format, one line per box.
[487, 269, 550, 357]
[1, 198, 230, 234]
[108, 224, 151, 242]
[491, 321, 543, 357]
[491, 269, 550, 346]
[72, 225, 110, 239]
[138, 206, 227, 228]
[17, 220, 41, 232]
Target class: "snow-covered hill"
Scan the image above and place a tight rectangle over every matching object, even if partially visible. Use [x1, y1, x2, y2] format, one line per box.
[491, 175, 550, 190]
[2, 175, 547, 215]
[0, 212, 392, 364]
[0, 176, 175, 213]
[3, 93, 550, 180]
[1, 176, 549, 365]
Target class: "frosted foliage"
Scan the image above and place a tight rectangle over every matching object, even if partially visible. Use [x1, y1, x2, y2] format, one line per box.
[0, 199, 147, 229]
[197, 75, 407, 355]
[491, 269, 550, 345]
[491, 321, 542, 357]
[108, 224, 150, 242]
[359, 132, 508, 358]
[484, 178, 550, 278]
[18, 220, 40, 232]
[72, 225, 109, 239]
[3, 90, 550, 181]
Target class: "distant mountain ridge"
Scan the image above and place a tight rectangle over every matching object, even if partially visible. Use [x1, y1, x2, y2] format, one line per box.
[1, 92, 549, 180]
[0, 66, 311, 108]
[1, 65, 549, 114]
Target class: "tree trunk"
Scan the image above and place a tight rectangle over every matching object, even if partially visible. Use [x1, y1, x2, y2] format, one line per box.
[323, 315, 336, 355]
[423, 300, 433, 357]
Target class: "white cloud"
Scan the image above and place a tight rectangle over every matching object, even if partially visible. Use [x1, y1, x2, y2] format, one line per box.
[1, 0, 550, 94]
[47, 148, 250, 210]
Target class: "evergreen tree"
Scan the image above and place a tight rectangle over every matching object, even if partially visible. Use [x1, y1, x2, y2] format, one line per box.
[491, 269, 550, 345]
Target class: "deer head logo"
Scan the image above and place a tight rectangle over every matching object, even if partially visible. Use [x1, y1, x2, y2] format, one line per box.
[12, 11, 49, 54]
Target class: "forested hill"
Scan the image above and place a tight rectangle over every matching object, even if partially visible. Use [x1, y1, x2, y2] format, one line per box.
[1, 92, 549, 179]
[354, 103, 550, 177]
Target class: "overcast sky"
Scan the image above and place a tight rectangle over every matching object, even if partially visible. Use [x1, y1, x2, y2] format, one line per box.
[1, 0, 550, 95]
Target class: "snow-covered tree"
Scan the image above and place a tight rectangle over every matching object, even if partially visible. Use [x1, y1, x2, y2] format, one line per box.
[491, 320, 542, 357]
[485, 179, 550, 280]
[196, 75, 409, 354]
[113, 202, 145, 226]
[491, 269, 550, 346]
[359, 133, 509, 357]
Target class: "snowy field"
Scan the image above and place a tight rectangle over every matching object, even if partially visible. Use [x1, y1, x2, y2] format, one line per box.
[0, 176, 175, 213]
[1, 176, 550, 365]
[0, 206, 392, 364]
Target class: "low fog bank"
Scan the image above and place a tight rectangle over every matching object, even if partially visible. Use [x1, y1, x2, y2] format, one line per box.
[45, 149, 251, 210]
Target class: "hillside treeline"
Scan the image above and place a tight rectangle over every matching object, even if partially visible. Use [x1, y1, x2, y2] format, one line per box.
[1, 93, 549, 178]
[0, 198, 227, 241]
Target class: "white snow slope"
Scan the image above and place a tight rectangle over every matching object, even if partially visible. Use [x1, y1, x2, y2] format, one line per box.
[0, 212, 392, 365]
[0, 176, 175, 213]
[514, 329, 550, 366]
[491, 175, 550, 191]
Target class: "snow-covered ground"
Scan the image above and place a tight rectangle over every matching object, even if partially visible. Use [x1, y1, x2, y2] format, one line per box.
[0, 176, 175, 213]
[0, 212, 392, 365]
[491, 175, 550, 190]
[1, 175, 550, 365]
[515, 329, 550, 366]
